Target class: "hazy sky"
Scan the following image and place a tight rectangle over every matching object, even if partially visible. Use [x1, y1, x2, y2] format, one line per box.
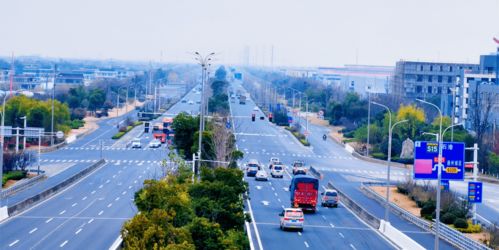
[1, 0, 498, 67]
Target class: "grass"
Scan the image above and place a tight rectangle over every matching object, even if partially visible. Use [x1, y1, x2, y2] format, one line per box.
[2, 170, 26, 186]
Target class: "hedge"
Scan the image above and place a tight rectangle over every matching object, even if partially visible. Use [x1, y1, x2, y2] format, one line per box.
[2, 170, 27, 186]
[112, 121, 142, 140]
[453, 221, 482, 233]
[112, 131, 126, 139]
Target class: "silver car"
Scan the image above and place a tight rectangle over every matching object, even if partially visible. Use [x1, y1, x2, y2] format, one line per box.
[255, 170, 268, 181]
[279, 208, 304, 231]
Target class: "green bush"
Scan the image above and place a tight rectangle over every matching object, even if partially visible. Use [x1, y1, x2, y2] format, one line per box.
[344, 131, 355, 138]
[371, 152, 386, 160]
[112, 131, 126, 139]
[454, 222, 481, 233]
[421, 202, 436, 218]
[397, 185, 408, 195]
[2, 170, 27, 186]
[67, 119, 85, 129]
[453, 218, 468, 229]
[299, 139, 310, 146]
[441, 212, 457, 224]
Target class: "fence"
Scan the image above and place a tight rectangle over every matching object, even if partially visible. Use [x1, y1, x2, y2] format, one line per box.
[1, 174, 46, 199]
[361, 182, 491, 250]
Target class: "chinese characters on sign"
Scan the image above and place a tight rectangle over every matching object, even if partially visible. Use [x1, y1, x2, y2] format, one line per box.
[414, 141, 465, 180]
[468, 182, 482, 203]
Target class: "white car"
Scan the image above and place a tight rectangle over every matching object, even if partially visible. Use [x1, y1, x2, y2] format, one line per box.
[188, 100, 194, 105]
[131, 138, 141, 148]
[269, 157, 280, 168]
[255, 170, 268, 181]
[271, 165, 284, 178]
[148, 139, 161, 148]
[279, 208, 304, 231]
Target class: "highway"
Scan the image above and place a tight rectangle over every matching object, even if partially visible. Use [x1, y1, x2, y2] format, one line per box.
[0, 85, 198, 249]
[230, 81, 400, 250]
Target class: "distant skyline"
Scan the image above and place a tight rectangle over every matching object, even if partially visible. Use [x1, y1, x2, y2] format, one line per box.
[1, 0, 498, 67]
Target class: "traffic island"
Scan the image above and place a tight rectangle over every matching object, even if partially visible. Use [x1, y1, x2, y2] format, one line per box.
[284, 126, 310, 146]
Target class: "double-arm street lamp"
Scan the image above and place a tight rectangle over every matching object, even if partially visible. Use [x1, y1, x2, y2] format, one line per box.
[416, 98, 443, 250]
[193, 52, 215, 174]
[371, 101, 408, 223]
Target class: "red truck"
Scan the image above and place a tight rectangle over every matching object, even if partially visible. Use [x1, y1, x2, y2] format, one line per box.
[289, 175, 319, 212]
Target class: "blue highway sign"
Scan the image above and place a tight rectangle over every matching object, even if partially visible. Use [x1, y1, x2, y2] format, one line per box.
[468, 182, 482, 203]
[414, 141, 465, 180]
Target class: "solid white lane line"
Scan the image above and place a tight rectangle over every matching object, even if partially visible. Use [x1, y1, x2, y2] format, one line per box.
[72, 203, 77, 207]
[82, 196, 87, 200]
[304, 241, 309, 248]
[350, 244, 357, 250]
[9, 240, 19, 247]
[75, 229, 82, 235]
[29, 228, 38, 234]
[107, 203, 112, 208]
[59, 210, 66, 215]
[98, 210, 103, 216]
[339, 232, 345, 238]
[46, 218, 53, 223]
[60, 240, 68, 247]
[87, 219, 94, 224]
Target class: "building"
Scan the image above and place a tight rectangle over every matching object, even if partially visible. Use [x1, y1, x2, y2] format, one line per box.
[55, 72, 84, 85]
[317, 65, 393, 96]
[455, 72, 498, 129]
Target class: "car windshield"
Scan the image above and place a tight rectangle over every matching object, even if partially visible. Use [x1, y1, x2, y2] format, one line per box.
[294, 162, 303, 167]
[274, 166, 283, 170]
[325, 191, 338, 197]
[248, 164, 259, 168]
[285, 211, 303, 218]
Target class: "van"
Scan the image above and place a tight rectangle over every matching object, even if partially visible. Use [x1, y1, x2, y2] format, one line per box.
[321, 189, 339, 207]
[246, 159, 261, 177]
[271, 165, 284, 178]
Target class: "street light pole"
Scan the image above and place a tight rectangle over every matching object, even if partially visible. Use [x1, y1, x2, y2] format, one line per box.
[372, 101, 408, 223]
[0, 93, 7, 189]
[21, 116, 26, 151]
[367, 87, 371, 156]
[51, 65, 56, 146]
[417, 98, 443, 250]
[194, 52, 215, 174]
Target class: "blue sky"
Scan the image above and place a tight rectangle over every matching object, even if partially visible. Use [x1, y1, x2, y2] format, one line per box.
[1, 0, 498, 67]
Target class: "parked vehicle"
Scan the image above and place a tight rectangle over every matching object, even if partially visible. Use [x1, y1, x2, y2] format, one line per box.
[320, 189, 339, 207]
[289, 175, 319, 212]
[246, 159, 261, 177]
[148, 139, 161, 148]
[279, 208, 304, 231]
[255, 170, 268, 181]
[271, 165, 284, 178]
[292, 160, 307, 175]
[131, 138, 141, 148]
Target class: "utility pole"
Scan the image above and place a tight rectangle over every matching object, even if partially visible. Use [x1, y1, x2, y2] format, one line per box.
[469, 143, 479, 224]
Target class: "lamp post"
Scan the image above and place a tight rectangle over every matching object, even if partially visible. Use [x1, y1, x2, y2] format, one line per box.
[366, 85, 372, 156]
[371, 101, 408, 223]
[20, 116, 27, 152]
[51, 65, 57, 146]
[417, 98, 443, 250]
[194, 52, 215, 174]
[0, 93, 8, 189]
[116, 86, 127, 118]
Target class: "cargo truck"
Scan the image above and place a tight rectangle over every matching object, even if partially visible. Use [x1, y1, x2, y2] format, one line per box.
[289, 175, 319, 212]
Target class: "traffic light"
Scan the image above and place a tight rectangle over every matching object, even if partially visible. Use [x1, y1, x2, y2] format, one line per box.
[268, 113, 273, 122]
[252, 113, 256, 122]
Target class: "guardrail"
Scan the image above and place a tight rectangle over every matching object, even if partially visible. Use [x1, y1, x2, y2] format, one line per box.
[361, 182, 491, 250]
[327, 181, 381, 230]
[1, 174, 46, 199]
[308, 166, 323, 180]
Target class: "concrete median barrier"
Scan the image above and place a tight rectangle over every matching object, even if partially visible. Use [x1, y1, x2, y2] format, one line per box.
[6, 159, 106, 217]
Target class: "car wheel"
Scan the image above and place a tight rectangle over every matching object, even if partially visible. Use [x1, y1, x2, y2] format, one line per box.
[299, 228, 303, 232]
[334, 204, 338, 208]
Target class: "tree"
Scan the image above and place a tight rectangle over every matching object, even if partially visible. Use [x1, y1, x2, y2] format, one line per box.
[134, 177, 194, 227]
[396, 104, 425, 139]
[172, 113, 199, 159]
[122, 209, 194, 250]
[470, 83, 494, 172]
[215, 66, 227, 81]
[188, 217, 225, 250]
[88, 88, 106, 111]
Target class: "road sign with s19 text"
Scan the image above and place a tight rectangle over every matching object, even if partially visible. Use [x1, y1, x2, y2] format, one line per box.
[413, 141, 465, 180]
